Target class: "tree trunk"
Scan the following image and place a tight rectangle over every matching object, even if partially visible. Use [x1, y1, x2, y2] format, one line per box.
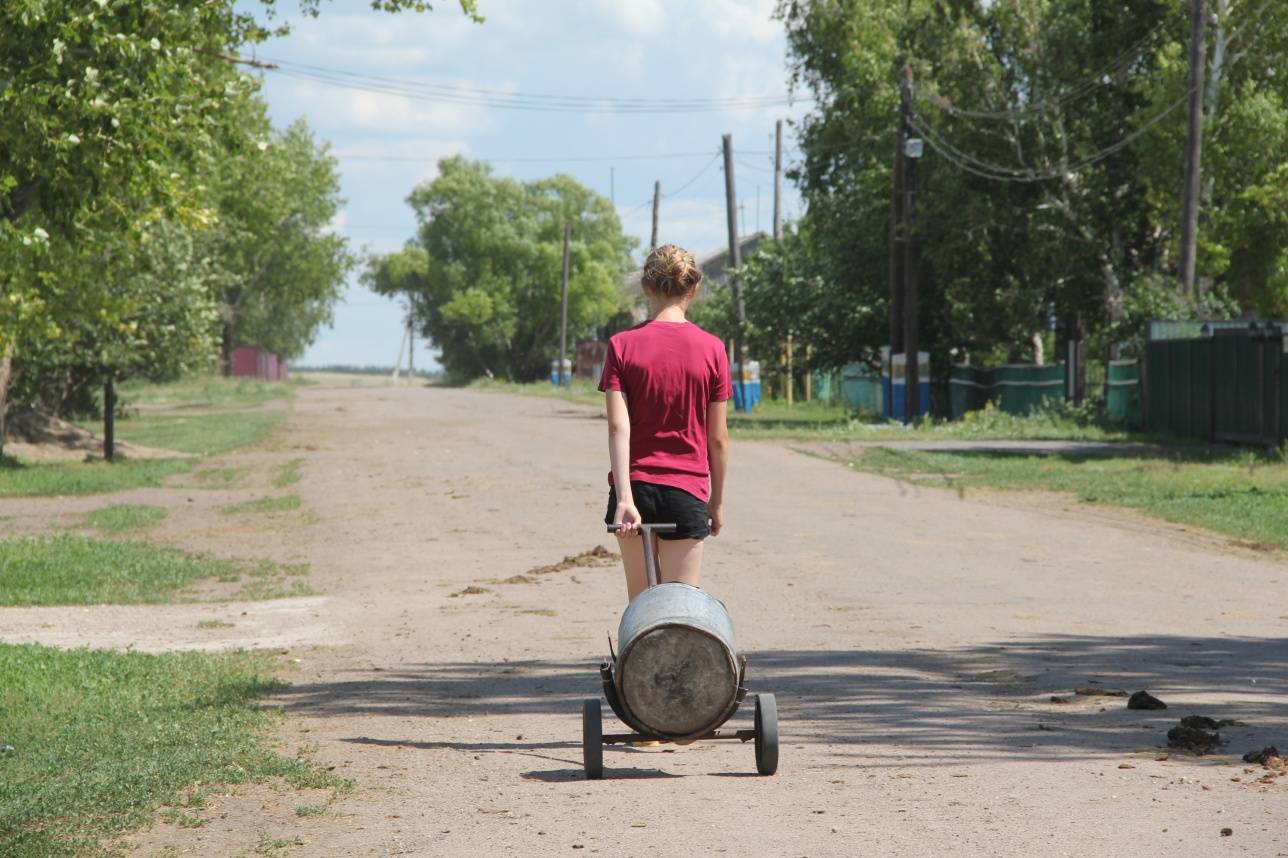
[1031, 331, 1045, 366]
[221, 314, 236, 377]
[0, 343, 13, 460]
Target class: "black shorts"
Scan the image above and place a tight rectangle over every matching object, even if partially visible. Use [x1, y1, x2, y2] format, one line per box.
[605, 481, 710, 541]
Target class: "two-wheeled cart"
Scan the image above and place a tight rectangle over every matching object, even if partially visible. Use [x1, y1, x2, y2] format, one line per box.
[581, 523, 778, 779]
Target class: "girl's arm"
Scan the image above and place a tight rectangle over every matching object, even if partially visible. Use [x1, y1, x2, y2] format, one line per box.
[606, 390, 641, 533]
[706, 399, 729, 536]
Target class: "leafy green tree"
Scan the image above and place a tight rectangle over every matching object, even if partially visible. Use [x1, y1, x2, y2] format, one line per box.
[201, 113, 353, 366]
[368, 158, 635, 380]
[0, 0, 478, 452]
[773, 0, 1288, 378]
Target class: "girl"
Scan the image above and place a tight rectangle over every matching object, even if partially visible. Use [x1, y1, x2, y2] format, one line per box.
[598, 244, 731, 601]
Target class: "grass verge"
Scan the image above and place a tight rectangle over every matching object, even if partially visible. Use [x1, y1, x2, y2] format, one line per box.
[0, 457, 192, 498]
[111, 410, 286, 456]
[467, 379, 1139, 442]
[220, 494, 303, 516]
[0, 535, 311, 606]
[81, 504, 168, 534]
[116, 375, 300, 411]
[0, 644, 347, 857]
[845, 446, 1288, 550]
[272, 459, 304, 488]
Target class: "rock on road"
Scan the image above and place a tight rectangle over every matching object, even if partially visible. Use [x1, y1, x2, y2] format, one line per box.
[115, 384, 1287, 857]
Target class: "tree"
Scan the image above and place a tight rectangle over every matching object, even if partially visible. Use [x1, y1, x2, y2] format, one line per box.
[0, 0, 479, 453]
[201, 113, 353, 367]
[368, 158, 635, 380]
[773, 0, 1288, 378]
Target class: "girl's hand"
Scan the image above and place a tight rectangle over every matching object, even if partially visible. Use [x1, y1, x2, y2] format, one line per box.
[708, 502, 724, 537]
[614, 501, 643, 536]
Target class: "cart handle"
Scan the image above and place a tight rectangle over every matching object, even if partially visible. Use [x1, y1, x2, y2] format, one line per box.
[606, 523, 676, 588]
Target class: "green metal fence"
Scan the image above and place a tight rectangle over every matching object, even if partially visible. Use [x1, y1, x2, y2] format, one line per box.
[948, 364, 1065, 419]
[1106, 359, 1141, 425]
[1145, 324, 1285, 445]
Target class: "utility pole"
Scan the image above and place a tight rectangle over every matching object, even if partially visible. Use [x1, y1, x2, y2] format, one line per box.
[722, 133, 748, 409]
[889, 79, 907, 372]
[609, 167, 616, 207]
[900, 67, 922, 425]
[774, 119, 786, 404]
[407, 316, 415, 378]
[1180, 0, 1207, 297]
[560, 221, 571, 387]
[103, 376, 116, 462]
[650, 180, 660, 250]
[773, 119, 784, 241]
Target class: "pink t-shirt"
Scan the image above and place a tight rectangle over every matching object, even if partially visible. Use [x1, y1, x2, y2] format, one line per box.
[598, 320, 732, 502]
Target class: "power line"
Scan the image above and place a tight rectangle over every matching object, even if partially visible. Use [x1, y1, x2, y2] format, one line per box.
[262, 57, 804, 114]
[335, 149, 719, 164]
[907, 85, 1194, 183]
[662, 151, 723, 199]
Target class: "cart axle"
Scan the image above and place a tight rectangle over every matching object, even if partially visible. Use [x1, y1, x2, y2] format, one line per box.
[601, 729, 756, 746]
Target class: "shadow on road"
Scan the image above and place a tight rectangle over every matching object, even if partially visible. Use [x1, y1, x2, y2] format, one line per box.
[277, 635, 1287, 764]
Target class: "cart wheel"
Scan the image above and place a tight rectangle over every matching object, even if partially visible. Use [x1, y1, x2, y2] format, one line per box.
[582, 698, 603, 780]
[754, 693, 779, 776]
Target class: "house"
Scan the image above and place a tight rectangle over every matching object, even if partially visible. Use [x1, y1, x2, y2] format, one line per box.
[620, 231, 770, 309]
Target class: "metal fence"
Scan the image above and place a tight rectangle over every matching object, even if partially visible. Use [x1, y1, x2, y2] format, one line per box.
[1145, 322, 1286, 446]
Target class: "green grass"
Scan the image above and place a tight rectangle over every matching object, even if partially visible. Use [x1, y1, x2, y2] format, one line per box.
[220, 494, 303, 516]
[191, 466, 250, 488]
[847, 446, 1288, 549]
[273, 459, 304, 488]
[467, 376, 603, 407]
[0, 535, 310, 606]
[110, 410, 286, 456]
[81, 504, 168, 534]
[116, 375, 299, 411]
[0, 644, 347, 857]
[0, 456, 192, 498]
[469, 379, 1137, 442]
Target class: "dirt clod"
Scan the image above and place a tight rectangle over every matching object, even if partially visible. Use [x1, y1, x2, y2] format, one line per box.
[1128, 691, 1167, 710]
[1167, 723, 1223, 755]
[1242, 746, 1285, 769]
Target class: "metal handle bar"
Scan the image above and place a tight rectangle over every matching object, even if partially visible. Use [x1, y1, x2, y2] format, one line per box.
[606, 524, 677, 534]
[606, 523, 676, 588]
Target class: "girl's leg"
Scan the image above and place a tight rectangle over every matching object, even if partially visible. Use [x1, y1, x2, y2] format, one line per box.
[617, 534, 648, 601]
[657, 538, 703, 588]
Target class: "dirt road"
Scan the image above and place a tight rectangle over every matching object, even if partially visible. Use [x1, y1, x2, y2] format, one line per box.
[10, 384, 1287, 856]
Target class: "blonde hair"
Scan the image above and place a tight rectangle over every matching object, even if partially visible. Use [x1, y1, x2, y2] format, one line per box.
[641, 244, 702, 298]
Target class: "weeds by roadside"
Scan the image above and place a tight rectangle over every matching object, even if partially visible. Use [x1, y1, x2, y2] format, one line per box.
[0, 535, 311, 606]
[80, 503, 168, 534]
[0, 645, 349, 857]
[844, 445, 1288, 549]
[0, 456, 192, 498]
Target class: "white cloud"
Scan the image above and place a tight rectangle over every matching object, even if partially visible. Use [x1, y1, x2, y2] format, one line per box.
[588, 0, 670, 36]
[271, 77, 494, 137]
[691, 0, 779, 42]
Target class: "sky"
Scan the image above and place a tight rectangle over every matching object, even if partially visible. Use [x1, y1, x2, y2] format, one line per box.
[248, 0, 810, 369]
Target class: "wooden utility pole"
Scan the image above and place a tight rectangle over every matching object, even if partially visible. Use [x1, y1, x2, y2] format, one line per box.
[1180, 0, 1207, 297]
[773, 119, 784, 241]
[650, 180, 661, 250]
[103, 377, 116, 462]
[785, 332, 794, 406]
[900, 67, 921, 425]
[722, 134, 747, 408]
[889, 86, 907, 363]
[407, 317, 415, 378]
[560, 221, 571, 387]
[609, 167, 616, 207]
